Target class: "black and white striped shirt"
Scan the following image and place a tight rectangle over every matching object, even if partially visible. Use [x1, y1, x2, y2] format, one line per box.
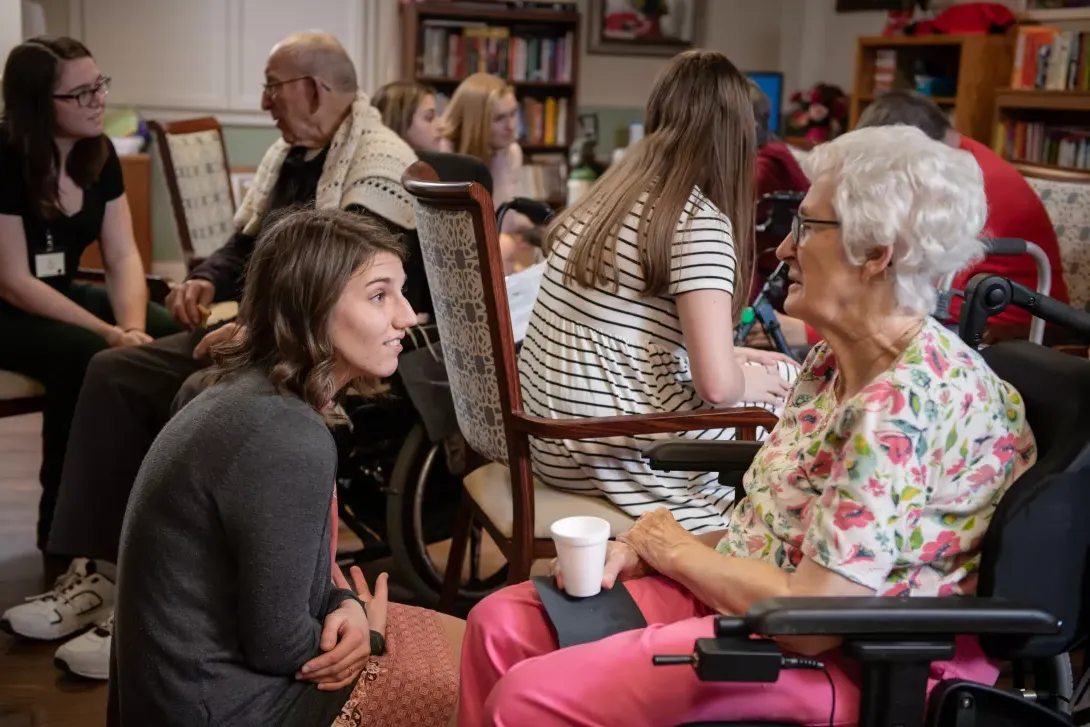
[517, 187, 757, 532]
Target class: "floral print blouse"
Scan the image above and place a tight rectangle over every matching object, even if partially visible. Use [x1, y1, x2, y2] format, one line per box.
[717, 318, 1037, 596]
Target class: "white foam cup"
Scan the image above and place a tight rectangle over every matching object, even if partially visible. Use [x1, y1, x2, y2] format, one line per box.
[550, 516, 611, 598]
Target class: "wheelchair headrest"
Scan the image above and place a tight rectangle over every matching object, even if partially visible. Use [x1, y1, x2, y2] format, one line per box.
[416, 150, 494, 198]
[977, 340, 1090, 659]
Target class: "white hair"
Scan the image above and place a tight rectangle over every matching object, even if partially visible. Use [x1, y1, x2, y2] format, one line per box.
[802, 125, 987, 315]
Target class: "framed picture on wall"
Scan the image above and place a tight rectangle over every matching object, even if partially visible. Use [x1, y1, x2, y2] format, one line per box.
[588, 0, 706, 57]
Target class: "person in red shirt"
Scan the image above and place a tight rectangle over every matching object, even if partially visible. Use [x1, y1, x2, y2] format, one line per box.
[750, 80, 810, 282]
[776, 91, 1068, 348]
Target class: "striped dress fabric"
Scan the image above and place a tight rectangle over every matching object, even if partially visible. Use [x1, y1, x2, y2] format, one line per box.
[517, 186, 793, 533]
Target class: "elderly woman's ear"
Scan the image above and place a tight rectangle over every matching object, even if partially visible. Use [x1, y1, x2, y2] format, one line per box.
[860, 245, 894, 283]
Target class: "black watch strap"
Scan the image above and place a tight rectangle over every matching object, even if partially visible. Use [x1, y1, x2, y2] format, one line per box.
[369, 630, 386, 656]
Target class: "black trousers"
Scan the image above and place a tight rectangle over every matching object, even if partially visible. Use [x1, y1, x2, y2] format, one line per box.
[47, 329, 212, 561]
[0, 284, 180, 551]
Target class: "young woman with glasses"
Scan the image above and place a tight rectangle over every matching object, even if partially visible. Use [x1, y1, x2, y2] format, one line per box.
[0, 36, 180, 628]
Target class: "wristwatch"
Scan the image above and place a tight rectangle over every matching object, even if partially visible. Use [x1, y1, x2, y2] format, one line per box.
[369, 630, 386, 656]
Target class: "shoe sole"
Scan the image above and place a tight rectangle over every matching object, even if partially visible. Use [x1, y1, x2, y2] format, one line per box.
[54, 655, 109, 681]
[0, 607, 110, 642]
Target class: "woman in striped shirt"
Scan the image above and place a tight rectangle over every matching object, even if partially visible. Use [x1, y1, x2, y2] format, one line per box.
[517, 49, 799, 533]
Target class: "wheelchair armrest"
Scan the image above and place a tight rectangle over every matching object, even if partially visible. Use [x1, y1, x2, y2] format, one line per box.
[738, 596, 1060, 637]
[646, 440, 763, 472]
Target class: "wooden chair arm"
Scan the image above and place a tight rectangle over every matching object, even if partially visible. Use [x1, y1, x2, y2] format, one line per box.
[76, 267, 171, 305]
[511, 407, 778, 441]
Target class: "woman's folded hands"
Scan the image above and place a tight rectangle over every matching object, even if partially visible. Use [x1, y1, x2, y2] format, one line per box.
[297, 566, 389, 691]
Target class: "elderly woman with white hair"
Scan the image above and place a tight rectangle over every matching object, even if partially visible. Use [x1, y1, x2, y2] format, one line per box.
[456, 125, 1038, 727]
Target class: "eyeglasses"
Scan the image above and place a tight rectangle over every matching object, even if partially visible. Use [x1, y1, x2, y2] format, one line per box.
[262, 76, 330, 98]
[791, 211, 840, 248]
[54, 76, 111, 108]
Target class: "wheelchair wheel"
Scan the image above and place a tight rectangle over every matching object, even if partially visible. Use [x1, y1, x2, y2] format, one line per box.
[387, 422, 508, 606]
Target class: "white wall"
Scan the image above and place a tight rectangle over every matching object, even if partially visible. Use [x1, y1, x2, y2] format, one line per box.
[0, 0, 22, 75]
[780, 0, 884, 95]
[37, 0, 385, 125]
[578, 0, 785, 107]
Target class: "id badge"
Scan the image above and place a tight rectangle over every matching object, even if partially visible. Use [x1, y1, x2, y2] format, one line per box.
[34, 252, 66, 279]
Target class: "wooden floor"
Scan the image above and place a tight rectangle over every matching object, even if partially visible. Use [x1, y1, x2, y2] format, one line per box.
[0, 414, 105, 727]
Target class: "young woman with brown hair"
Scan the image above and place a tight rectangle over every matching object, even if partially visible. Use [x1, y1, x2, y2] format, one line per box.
[517, 49, 798, 535]
[371, 81, 443, 152]
[108, 208, 462, 727]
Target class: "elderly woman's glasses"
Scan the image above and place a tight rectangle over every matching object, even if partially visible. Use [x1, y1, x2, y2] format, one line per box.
[791, 212, 840, 247]
[54, 76, 111, 108]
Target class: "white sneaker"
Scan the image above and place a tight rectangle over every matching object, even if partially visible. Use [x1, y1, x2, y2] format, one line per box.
[55, 611, 113, 680]
[0, 558, 115, 641]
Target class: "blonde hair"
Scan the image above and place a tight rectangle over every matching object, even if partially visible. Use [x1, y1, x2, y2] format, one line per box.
[549, 50, 756, 316]
[442, 73, 515, 164]
[372, 81, 436, 139]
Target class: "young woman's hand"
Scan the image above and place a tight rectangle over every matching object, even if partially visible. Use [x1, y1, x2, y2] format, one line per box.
[734, 346, 799, 372]
[338, 565, 388, 639]
[741, 364, 792, 404]
[297, 566, 389, 691]
[105, 326, 150, 348]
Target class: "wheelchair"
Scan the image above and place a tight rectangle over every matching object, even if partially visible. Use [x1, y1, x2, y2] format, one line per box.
[333, 156, 557, 605]
[644, 276, 1090, 727]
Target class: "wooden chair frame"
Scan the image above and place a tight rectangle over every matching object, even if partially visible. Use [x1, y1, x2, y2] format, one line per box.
[148, 117, 236, 273]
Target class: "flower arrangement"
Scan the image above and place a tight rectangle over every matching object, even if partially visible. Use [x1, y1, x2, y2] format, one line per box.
[785, 83, 850, 145]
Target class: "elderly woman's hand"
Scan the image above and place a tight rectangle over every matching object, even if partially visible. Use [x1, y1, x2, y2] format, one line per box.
[617, 508, 701, 576]
[551, 540, 650, 590]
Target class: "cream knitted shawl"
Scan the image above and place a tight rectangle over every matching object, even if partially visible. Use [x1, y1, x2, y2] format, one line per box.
[234, 91, 419, 234]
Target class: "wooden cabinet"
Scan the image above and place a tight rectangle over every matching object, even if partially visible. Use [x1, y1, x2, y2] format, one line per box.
[850, 35, 1016, 145]
[79, 153, 152, 272]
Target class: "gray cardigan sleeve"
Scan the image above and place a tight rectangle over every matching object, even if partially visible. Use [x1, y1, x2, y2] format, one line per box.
[214, 408, 340, 676]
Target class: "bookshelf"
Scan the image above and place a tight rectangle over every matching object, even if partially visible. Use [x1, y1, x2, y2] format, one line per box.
[399, 1, 579, 162]
[991, 24, 1090, 174]
[849, 35, 1015, 145]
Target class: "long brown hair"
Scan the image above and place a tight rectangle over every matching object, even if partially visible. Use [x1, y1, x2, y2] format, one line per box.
[372, 81, 436, 139]
[0, 36, 109, 219]
[549, 50, 756, 319]
[210, 207, 406, 411]
[442, 73, 513, 164]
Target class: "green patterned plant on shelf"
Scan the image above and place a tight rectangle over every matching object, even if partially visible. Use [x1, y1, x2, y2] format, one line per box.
[784, 83, 849, 145]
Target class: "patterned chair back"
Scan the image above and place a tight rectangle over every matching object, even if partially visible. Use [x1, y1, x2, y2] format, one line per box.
[1025, 171, 1090, 310]
[403, 161, 521, 467]
[149, 118, 237, 269]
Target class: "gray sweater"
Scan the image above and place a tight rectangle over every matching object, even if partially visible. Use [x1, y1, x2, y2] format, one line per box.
[107, 369, 359, 727]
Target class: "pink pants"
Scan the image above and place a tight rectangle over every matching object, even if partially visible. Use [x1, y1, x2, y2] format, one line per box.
[459, 576, 1000, 727]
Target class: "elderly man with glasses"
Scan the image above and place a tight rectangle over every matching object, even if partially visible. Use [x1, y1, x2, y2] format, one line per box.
[0, 31, 420, 680]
